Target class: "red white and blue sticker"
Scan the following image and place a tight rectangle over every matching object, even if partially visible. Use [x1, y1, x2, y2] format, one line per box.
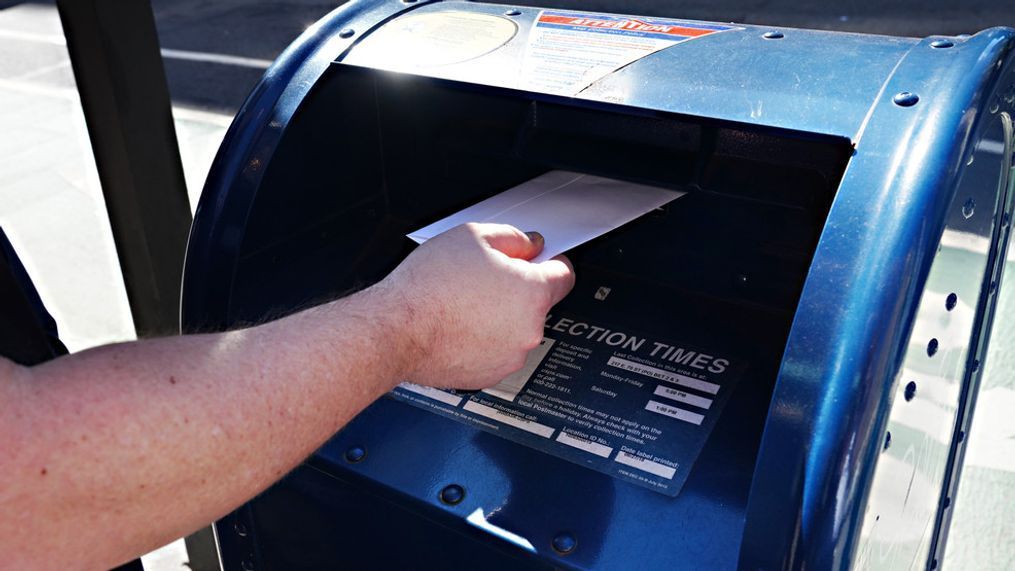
[522, 10, 738, 96]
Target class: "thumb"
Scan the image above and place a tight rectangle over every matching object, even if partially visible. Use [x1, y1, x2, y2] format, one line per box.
[481, 224, 545, 261]
[535, 255, 576, 306]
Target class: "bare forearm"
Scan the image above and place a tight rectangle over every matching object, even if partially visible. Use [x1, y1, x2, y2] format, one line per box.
[0, 223, 575, 570]
[1, 284, 411, 570]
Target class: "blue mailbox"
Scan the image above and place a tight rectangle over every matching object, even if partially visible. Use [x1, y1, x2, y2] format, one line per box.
[182, 2, 1015, 569]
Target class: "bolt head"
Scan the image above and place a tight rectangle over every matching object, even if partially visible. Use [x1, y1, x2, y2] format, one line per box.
[552, 532, 577, 554]
[439, 484, 465, 505]
[893, 92, 920, 107]
[344, 446, 366, 463]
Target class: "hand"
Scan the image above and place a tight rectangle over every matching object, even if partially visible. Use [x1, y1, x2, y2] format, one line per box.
[381, 223, 575, 390]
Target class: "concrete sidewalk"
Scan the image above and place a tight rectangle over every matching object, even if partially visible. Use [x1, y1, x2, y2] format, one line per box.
[0, 2, 231, 352]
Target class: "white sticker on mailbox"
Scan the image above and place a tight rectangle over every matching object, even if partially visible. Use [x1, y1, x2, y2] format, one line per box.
[351, 11, 518, 68]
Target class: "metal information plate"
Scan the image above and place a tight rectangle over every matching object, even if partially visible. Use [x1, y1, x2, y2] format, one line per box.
[391, 312, 744, 496]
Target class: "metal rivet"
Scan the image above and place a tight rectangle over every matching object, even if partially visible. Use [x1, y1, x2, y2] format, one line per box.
[990, 280, 998, 295]
[344, 446, 366, 463]
[931, 558, 939, 570]
[552, 532, 578, 555]
[762, 31, 784, 39]
[930, 39, 954, 49]
[962, 198, 975, 219]
[946, 293, 958, 311]
[439, 484, 465, 505]
[943, 496, 951, 508]
[971, 359, 980, 372]
[990, 101, 1000, 114]
[958, 430, 966, 442]
[234, 522, 248, 537]
[339, 28, 355, 39]
[884, 431, 892, 450]
[504, 9, 521, 16]
[893, 92, 920, 107]
[904, 381, 917, 402]
[927, 338, 939, 357]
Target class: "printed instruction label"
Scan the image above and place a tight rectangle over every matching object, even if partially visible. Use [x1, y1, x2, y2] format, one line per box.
[521, 11, 737, 95]
[391, 312, 745, 496]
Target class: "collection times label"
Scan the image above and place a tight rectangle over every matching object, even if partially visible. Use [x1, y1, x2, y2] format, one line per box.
[392, 312, 743, 496]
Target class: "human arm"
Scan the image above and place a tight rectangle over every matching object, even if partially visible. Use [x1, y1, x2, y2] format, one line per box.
[0, 223, 574, 570]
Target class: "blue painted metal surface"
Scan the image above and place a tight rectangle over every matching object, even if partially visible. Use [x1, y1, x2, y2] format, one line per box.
[182, 0, 421, 326]
[741, 30, 1015, 570]
[181, 1, 1015, 569]
[342, 1, 915, 141]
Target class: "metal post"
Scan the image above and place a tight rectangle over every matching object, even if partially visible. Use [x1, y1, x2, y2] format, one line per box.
[55, 1, 220, 569]
[55, 0, 192, 337]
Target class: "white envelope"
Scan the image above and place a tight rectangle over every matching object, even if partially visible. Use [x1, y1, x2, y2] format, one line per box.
[408, 171, 684, 262]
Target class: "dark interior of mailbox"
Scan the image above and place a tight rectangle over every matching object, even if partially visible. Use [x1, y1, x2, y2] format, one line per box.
[227, 64, 852, 504]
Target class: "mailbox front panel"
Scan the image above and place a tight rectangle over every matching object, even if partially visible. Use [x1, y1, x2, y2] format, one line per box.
[202, 66, 850, 569]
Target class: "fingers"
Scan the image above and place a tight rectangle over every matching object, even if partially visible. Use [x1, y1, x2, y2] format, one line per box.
[457, 222, 574, 305]
[536, 255, 576, 306]
[475, 223, 545, 261]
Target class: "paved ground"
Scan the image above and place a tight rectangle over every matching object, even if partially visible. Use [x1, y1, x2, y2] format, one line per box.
[0, 0, 1013, 569]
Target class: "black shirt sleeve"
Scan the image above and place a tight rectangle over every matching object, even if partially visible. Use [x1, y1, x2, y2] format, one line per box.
[0, 227, 68, 365]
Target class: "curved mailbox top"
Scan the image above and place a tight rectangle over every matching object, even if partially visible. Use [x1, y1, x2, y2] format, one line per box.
[341, 1, 916, 142]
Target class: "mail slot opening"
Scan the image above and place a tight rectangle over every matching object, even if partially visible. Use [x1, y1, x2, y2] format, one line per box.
[228, 65, 853, 335]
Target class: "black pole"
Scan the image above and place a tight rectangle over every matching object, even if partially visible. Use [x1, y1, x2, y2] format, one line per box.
[55, 2, 220, 569]
[55, 0, 192, 337]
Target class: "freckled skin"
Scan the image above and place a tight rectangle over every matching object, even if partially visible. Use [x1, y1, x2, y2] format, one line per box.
[0, 224, 574, 571]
